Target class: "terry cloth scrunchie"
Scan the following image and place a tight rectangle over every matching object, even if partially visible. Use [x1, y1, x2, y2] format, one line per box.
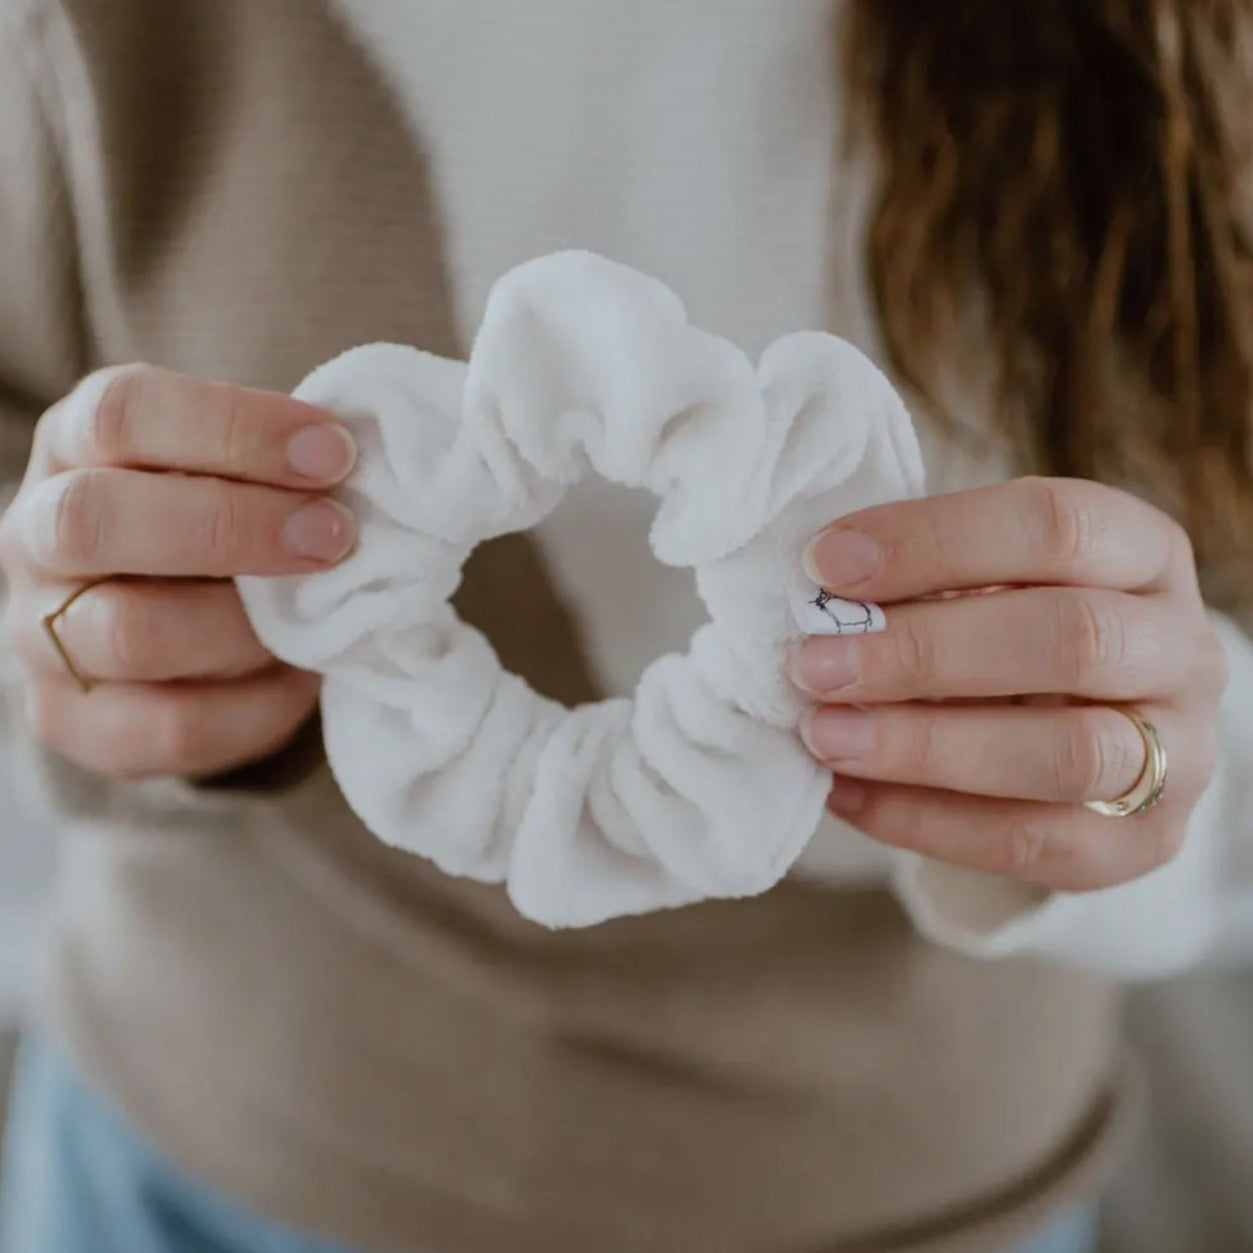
[237, 252, 924, 928]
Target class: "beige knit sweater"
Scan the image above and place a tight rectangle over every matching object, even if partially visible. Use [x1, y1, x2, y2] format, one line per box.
[0, 1, 1138, 1250]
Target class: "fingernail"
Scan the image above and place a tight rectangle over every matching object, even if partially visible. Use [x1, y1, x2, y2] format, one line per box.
[829, 778, 869, 816]
[801, 707, 873, 761]
[286, 424, 357, 484]
[284, 499, 356, 562]
[790, 584, 886, 637]
[803, 529, 882, 588]
[789, 638, 860, 696]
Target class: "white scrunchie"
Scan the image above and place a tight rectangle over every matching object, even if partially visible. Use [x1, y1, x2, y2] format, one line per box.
[237, 252, 923, 927]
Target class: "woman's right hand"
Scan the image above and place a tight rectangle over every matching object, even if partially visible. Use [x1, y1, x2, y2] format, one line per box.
[0, 365, 357, 778]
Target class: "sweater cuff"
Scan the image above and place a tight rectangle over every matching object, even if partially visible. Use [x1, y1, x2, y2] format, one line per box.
[892, 856, 1060, 960]
[892, 819, 1217, 982]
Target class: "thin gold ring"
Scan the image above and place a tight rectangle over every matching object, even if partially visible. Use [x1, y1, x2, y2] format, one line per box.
[1084, 710, 1168, 818]
[41, 579, 108, 694]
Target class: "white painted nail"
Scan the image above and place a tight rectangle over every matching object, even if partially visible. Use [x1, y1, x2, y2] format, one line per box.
[789, 580, 885, 637]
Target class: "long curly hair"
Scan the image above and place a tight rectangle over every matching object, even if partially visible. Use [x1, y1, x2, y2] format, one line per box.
[843, 0, 1253, 598]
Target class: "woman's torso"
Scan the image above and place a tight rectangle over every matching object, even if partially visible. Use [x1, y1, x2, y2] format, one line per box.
[14, 1, 1132, 1249]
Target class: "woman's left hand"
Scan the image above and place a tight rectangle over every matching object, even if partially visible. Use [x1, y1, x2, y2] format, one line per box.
[792, 477, 1229, 891]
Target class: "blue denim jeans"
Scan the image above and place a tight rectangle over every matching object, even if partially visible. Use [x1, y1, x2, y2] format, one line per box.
[0, 1036, 1098, 1253]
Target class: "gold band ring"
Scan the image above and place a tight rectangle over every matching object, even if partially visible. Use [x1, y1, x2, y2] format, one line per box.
[41, 579, 107, 694]
[1083, 710, 1168, 818]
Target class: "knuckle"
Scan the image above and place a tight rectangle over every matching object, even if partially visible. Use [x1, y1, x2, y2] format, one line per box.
[1004, 821, 1052, 877]
[200, 483, 246, 567]
[1052, 713, 1110, 799]
[896, 714, 944, 782]
[150, 697, 206, 770]
[217, 386, 253, 468]
[922, 524, 965, 585]
[1053, 592, 1125, 683]
[97, 586, 152, 675]
[891, 618, 938, 687]
[844, 782, 883, 831]
[1024, 476, 1092, 569]
[87, 365, 149, 462]
[1065, 708, 1144, 801]
[52, 469, 112, 566]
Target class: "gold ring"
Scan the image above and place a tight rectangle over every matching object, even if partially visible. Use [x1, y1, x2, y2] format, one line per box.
[41, 579, 107, 694]
[1084, 710, 1168, 818]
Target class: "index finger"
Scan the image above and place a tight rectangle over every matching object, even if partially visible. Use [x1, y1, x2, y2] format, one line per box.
[804, 477, 1191, 604]
[35, 364, 357, 489]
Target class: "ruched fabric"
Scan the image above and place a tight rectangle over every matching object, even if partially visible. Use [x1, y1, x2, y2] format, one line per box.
[238, 252, 923, 926]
